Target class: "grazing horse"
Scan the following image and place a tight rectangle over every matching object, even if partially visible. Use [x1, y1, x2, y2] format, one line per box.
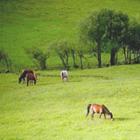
[86, 104, 113, 120]
[60, 70, 68, 81]
[18, 69, 34, 83]
[26, 72, 36, 86]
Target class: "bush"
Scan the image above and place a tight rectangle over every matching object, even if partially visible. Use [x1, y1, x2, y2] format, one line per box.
[26, 47, 49, 70]
[0, 49, 12, 72]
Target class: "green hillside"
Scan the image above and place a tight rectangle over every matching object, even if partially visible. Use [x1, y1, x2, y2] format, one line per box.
[1, 0, 140, 69]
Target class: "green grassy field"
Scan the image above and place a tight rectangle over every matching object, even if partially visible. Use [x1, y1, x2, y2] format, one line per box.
[1, 0, 140, 68]
[0, 65, 140, 140]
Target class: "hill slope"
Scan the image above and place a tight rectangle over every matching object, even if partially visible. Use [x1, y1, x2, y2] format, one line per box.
[1, 0, 140, 68]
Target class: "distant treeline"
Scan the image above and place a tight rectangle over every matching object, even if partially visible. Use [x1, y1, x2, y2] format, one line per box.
[0, 9, 140, 72]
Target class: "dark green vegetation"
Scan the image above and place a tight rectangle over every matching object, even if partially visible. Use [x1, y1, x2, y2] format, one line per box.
[0, 0, 140, 71]
[80, 9, 140, 67]
[26, 47, 50, 70]
[0, 48, 12, 71]
[0, 65, 140, 140]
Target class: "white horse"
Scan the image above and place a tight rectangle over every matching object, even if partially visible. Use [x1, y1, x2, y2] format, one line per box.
[60, 70, 68, 81]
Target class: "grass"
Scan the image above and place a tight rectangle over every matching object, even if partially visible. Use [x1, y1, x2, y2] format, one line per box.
[0, 0, 140, 68]
[0, 64, 140, 140]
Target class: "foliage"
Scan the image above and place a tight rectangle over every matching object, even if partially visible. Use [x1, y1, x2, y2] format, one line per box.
[122, 22, 140, 64]
[127, 23, 140, 51]
[76, 43, 88, 69]
[26, 47, 49, 70]
[80, 9, 129, 66]
[0, 48, 12, 71]
[79, 11, 103, 68]
[70, 42, 78, 68]
[127, 23, 140, 63]
[104, 10, 129, 65]
[50, 40, 71, 69]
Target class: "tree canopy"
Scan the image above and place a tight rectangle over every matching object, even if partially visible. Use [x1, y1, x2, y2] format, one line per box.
[80, 9, 129, 66]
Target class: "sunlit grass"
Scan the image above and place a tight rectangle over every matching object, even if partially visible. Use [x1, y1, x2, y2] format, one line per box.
[0, 65, 140, 139]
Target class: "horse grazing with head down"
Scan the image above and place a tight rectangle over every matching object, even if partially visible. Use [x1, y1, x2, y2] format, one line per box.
[60, 70, 68, 81]
[26, 72, 37, 86]
[86, 104, 113, 120]
[18, 69, 34, 83]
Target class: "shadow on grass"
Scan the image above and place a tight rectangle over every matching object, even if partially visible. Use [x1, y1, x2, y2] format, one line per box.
[114, 117, 132, 121]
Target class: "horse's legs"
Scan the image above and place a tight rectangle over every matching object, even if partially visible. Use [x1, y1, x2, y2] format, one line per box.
[27, 80, 29, 86]
[99, 113, 103, 118]
[23, 78, 25, 83]
[91, 111, 95, 119]
[34, 79, 36, 85]
[104, 113, 106, 119]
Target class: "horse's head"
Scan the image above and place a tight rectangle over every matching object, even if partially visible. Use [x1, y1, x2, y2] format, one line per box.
[18, 75, 25, 83]
[109, 112, 113, 120]
[18, 77, 22, 83]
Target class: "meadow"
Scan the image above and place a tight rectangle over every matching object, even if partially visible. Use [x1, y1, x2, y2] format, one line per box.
[1, 0, 140, 69]
[1, 1, 140, 139]
[0, 64, 140, 140]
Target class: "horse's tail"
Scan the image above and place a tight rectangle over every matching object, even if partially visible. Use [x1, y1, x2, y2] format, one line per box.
[86, 104, 91, 117]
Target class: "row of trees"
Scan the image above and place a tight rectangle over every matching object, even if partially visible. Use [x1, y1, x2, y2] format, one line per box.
[1, 9, 140, 71]
[26, 41, 86, 70]
[80, 9, 140, 67]
[27, 9, 140, 70]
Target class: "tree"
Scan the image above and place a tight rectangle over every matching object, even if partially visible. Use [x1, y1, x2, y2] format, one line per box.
[51, 40, 71, 69]
[79, 11, 105, 68]
[70, 42, 78, 68]
[76, 44, 86, 69]
[26, 47, 49, 70]
[0, 49, 12, 71]
[105, 10, 129, 65]
[80, 9, 129, 66]
[126, 22, 140, 63]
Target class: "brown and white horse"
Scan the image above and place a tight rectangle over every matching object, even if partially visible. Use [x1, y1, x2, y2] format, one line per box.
[86, 104, 113, 120]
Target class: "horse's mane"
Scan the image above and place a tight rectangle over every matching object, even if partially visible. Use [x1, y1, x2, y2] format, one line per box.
[102, 105, 110, 114]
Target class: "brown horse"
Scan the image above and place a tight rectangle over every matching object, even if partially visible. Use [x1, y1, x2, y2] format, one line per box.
[19, 69, 34, 83]
[86, 104, 113, 120]
[26, 72, 37, 86]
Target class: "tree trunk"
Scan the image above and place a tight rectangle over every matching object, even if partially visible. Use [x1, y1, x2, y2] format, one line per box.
[40, 59, 47, 70]
[123, 47, 127, 64]
[128, 50, 131, 64]
[71, 49, 76, 67]
[110, 48, 116, 65]
[59, 55, 67, 68]
[79, 55, 83, 69]
[138, 51, 140, 63]
[65, 52, 69, 68]
[136, 51, 139, 63]
[97, 43, 101, 68]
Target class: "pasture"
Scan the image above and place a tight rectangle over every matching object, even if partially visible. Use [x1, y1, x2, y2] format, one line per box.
[0, 65, 140, 140]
